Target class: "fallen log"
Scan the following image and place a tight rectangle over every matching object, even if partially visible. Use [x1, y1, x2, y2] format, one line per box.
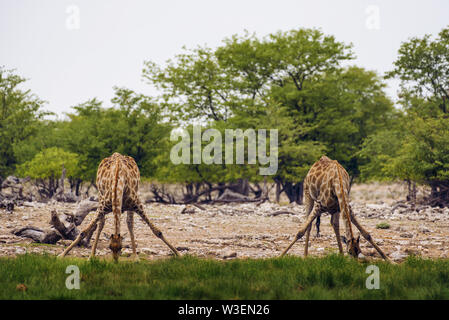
[12, 199, 98, 246]
[13, 226, 61, 244]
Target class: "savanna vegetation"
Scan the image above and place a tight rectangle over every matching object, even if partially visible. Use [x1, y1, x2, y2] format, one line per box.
[1, 26, 449, 206]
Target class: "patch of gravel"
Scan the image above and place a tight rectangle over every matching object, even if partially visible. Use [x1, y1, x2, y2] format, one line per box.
[1, 191, 449, 261]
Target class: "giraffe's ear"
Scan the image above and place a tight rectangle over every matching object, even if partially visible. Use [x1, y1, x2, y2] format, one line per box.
[340, 235, 347, 244]
[356, 235, 361, 243]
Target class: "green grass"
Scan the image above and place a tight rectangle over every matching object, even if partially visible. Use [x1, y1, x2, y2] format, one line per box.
[1, 254, 449, 299]
[376, 222, 391, 229]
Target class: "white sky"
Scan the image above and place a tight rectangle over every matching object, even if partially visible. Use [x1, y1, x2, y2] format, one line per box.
[1, 0, 448, 116]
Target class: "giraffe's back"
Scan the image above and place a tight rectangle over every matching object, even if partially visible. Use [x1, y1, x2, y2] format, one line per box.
[304, 155, 350, 211]
[96, 153, 140, 211]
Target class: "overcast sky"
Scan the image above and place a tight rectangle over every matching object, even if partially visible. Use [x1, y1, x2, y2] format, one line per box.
[1, 0, 448, 116]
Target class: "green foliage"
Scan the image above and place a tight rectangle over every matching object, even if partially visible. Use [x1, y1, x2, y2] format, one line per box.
[361, 26, 449, 187]
[376, 222, 390, 229]
[0, 67, 48, 177]
[17, 147, 80, 180]
[386, 26, 449, 114]
[144, 28, 393, 185]
[14, 88, 171, 182]
[2, 254, 449, 299]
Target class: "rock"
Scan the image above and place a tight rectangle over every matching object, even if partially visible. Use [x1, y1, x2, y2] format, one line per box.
[291, 216, 301, 223]
[400, 232, 413, 238]
[405, 248, 420, 256]
[223, 251, 237, 259]
[140, 247, 158, 255]
[15, 248, 26, 255]
[180, 205, 196, 215]
[418, 226, 431, 233]
[390, 251, 407, 261]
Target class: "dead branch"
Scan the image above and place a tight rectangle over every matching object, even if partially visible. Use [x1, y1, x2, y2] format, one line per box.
[267, 210, 296, 217]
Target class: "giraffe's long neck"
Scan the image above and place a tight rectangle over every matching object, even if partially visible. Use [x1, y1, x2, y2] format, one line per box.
[334, 161, 354, 240]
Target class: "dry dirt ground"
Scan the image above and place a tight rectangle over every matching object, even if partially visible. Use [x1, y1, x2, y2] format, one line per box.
[1, 182, 448, 262]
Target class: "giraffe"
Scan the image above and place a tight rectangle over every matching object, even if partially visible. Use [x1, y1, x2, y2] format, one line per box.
[280, 155, 391, 262]
[58, 152, 179, 261]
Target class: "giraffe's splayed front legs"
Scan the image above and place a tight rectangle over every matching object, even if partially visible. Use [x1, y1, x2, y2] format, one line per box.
[135, 203, 180, 257]
[330, 212, 344, 255]
[127, 211, 139, 261]
[281, 205, 321, 257]
[89, 215, 105, 260]
[349, 210, 391, 262]
[58, 208, 105, 258]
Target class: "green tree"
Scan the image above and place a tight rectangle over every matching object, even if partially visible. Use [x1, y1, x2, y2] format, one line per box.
[386, 26, 449, 114]
[143, 28, 395, 203]
[17, 147, 80, 198]
[362, 26, 449, 205]
[0, 67, 48, 186]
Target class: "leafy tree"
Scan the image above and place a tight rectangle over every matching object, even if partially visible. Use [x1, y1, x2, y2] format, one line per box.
[0, 67, 48, 187]
[386, 26, 449, 114]
[361, 26, 449, 205]
[143, 28, 395, 203]
[17, 147, 80, 198]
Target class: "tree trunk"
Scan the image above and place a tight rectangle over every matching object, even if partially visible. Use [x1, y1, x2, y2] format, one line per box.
[75, 179, 82, 196]
[282, 181, 304, 204]
[275, 181, 281, 203]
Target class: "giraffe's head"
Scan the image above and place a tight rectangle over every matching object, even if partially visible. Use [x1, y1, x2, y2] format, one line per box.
[109, 234, 123, 262]
[341, 235, 363, 258]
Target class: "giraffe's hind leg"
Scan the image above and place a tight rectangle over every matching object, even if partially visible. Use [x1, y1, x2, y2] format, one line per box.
[349, 209, 391, 262]
[330, 212, 344, 254]
[59, 206, 105, 258]
[135, 201, 180, 257]
[304, 224, 312, 257]
[281, 204, 321, 257]
[315, 215, 321, 238]
[89, 214, 105, 260]
[127, 211, 139, 261]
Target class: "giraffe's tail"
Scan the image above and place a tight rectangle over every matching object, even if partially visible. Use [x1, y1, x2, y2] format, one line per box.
[112, 158, 125, 236]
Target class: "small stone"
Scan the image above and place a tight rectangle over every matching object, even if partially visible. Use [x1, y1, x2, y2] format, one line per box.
[400, 232, 413, 238]
[291, 216, 301, 223]
[418, 226, 431, 233]
[140, 247, 157, 255]
[223, 251, 237, 259]
[390, 251, 407, 261]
